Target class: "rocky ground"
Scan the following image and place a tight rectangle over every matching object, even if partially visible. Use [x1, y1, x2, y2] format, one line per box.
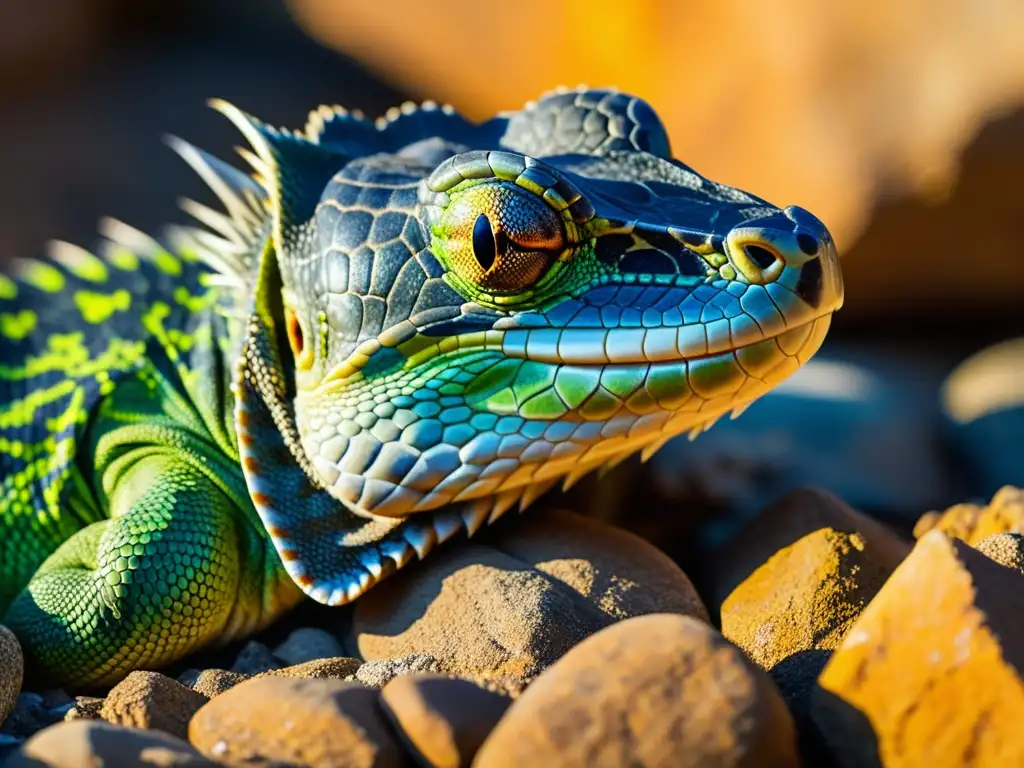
[1, 480, 1023, 767]
[0, 340, 1022, 767]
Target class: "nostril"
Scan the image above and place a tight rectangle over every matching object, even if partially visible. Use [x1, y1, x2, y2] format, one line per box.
[744, 244, 778, 270]
[795, 259, 823, 307]
[796, 232, 820, 256]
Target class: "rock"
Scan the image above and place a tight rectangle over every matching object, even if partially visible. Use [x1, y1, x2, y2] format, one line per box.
[475, 614, 799, 768]
[100, 671, 208, 741]
[6, 720, 215, 767]
[64, 696, 104, 722]
[273, 626, 346, 665]
[230, 639, 282, 675]
[189, 676, 410, 767]
[355, 654, 439, 688]
[0, 625, 22, 727]
[483, 507, 709, 622]
[187, 669, 249, 699]
[0, 693, 48, 739]
[381, 673, 510, 768]
[914, 485, 1024, 544]
[704, 488, 911, 755]
[942, 337, 1024, 495]
[974, 532, 1024, 573]
[264, 656, 363, 681]
[349, 541, 611, 686]
[813, 530, 1024, 766]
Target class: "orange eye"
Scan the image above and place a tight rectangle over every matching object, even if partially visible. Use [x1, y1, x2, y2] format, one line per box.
[439, 182, 566, 293]
[285, 307, 313, 370]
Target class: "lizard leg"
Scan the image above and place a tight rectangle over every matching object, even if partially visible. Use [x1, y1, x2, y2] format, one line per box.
[4, 452, 299, 688]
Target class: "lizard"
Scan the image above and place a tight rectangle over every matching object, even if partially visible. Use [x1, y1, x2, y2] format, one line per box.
[0, 87, 843, 688]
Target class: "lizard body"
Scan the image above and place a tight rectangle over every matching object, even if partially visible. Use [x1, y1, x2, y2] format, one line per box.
[0, 88, 843, 687]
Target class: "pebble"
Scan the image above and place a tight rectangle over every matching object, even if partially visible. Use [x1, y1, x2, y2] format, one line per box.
[5, 720, 216, 767]
[915, 485, 1024, 544]
[974, 532, 1024, 573]
[813, 530, 1024, 765]
[381, 673, 511, 768]
[0, 626, 23, 728]
[349, 542, 611, 687]
[273, 626, 346, 666]
[100, 671, 208, 740]
[185, 669, 249, 699]
[189, 676, 411, 767]
[229, 639, 282, 675]
[64, 696, 104, 722]
[474, 613, 799, 768]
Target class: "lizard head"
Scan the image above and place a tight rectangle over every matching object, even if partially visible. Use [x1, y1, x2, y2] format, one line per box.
[177, 88, 842, 603]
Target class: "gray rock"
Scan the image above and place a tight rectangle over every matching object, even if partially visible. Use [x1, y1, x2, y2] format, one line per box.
[273, 627, 346, 666]
[230, 640, 282, 675]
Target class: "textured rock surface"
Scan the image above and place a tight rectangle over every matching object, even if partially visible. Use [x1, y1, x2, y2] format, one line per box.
[355, 654, 440, 689]
[0, 625, 22, 727]
[189, 676, 410, 767]
[273, 626, 346, 666]
[185, 669, 249, 699]
[813, 531, 1024, 766]
[349, 541, 612, 686]
[705, 488, 910, 752]
[914, 485, 1024, 544]
[6, 720, 216, 767]
[475, 614, 799, 768]
[974, 532, 1024, 574]
[484, 508, 709, 622]
[99, 672, 208, 740]
[265, 656, 364, 682]
[381, 673, 510, 768]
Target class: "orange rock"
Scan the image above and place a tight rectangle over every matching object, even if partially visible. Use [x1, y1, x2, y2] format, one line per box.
[813, 530, 1024, 767]
[705, 488, 910, 758]
[189, 676, 410, 767]
[7, 720, 216, 767]
[914, 486, 1024, 544]
[99, 671, 207, 741]
[380, 673, 510, 768]
[474, 614, 799, 768]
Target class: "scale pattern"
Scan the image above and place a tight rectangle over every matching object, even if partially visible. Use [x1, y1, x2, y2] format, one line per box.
[0, 87, 843, 687]
[0, 232, 216, 614]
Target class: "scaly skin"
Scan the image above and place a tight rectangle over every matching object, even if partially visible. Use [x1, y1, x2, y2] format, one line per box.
[0, 87, 843, 687]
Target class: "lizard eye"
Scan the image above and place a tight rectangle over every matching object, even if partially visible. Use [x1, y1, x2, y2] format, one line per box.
[285, 306, 314, 371]
[437, 181, 566, 293]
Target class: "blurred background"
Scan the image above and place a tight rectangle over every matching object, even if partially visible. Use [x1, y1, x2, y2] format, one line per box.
[1, 0, 1021, 536]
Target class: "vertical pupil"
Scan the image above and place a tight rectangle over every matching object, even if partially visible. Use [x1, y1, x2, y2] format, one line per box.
[472, 213, 497, 271]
